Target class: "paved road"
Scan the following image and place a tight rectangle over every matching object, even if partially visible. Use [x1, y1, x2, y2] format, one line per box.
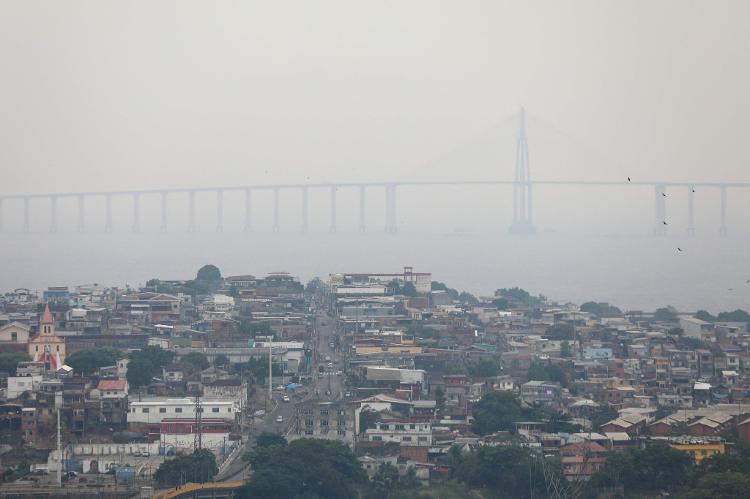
[312, 310, 346, 401]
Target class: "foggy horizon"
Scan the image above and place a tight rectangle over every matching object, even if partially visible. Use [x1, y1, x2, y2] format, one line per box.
[2, 0, 750, 313]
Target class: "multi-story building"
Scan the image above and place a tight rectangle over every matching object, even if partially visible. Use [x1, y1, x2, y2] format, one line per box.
[292, 400, 356, 447]
[362, 419, 432, 446]
[127, 397, 238, 429]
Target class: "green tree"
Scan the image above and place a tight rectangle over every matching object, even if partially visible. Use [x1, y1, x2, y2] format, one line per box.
[256, 432, 287, 448]
[240, 439, 366, 499]
[654, 306, 678, 322]
[590, 404, 619, 431]
[0, 352, 30, 376]
[434, 386, 445, 411]
[196, 264, 222, 282]
[492, 297, 509, 309]
[458, 292, 478, 305]
[686, 472, 750, 499]
[717, 309, 750, 322]
[65, 347, 121, 374]
[126, 346, 175, 388]
[154, 448, 217, 486]
[560, 340, 572, 358]
[470, 391, 523, 435]
[239, 319, 273, 337]
[580, 301, 622, 316]
[402, 282, 418, 297]
[213, 354, 230, 368]
[467, 359, 501, 378]
[359, 408, 378, 434]
[432, 281, 459, 300]
[455, 445, 547, 498]
[367, 463, 421, 499]
[544, 323, 574, 340]
[181, 352, 209, 374]
[527, 361, 570, 387]
[695, 310, 716, 322]
[126, 356, 155, 388]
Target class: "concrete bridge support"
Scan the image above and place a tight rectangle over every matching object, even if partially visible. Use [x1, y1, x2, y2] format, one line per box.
[132, 193, 141, 233]
[719, 186, 727, 236]
[329, 186, 337, 232]
[23, 197, 30, 232]
[216, 190, 224, 233]
[187, 192, 196, 232]
[359, 186, 366, 232]
[273, 188, 280, 232]
[49, 196, 58, 233]
[244, 188, 252, 232]
[104, 194, 112, 232]
[654, 184, 666, 235]
[384, 184, 397, 234]
[301, 187, 308, 233]
[687, 186, 695, 236]
[160, 192, 168, 232]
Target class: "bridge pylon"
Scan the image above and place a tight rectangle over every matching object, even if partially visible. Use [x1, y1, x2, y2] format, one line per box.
[509, 107, 536, 234]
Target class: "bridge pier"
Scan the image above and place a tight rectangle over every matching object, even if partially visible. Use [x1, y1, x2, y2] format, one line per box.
[188, 192, 196, 232]
[23, 197, 30, 232]
[216, 190, 224, 233]
[687, 186, 695, 236]
[104, 194, 113, 232]
[719, 186, 727, 236]
[654, 184, 666, 235]
[132, 193, 140, 233]
[359, 186, 366, 232]
[273, 188, 280, 232]
[301, 187, 308, 233]
[384, 184, 397, 234]
[49, 196, 57, 233]
[77, 195, 85, 232]
[329, 186, 337, 232]
[160, 192, 168, 232]
[244, 189, 252, 232]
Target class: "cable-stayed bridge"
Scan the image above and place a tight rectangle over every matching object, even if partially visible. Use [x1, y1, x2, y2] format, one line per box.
[1, 109, 747, 235]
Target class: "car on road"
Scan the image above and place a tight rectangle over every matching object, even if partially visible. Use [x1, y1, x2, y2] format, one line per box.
[282, 395, 290, 402]
[345, 391, 351, 397]
[336, 370, 343, 376]
[276, 415, 283, 423]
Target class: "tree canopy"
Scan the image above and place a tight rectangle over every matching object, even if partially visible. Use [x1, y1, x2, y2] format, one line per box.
[654, 306, 678, 322]
[154, 448, 217, 486]
[196, 264, 222, 282]
[65, 347, 121, 374]
[126, 346, 175, 388]
[470, 391, 523, 435]
[716, 309, 750, 322]
[241, 438, 366, 499]
[455, 445, 547, 498]
[181, 352, 209, 374]
[0, 351, 30, 376]
[580, 301, 622, 316]
[543, 323, 574, 340]
[694, 310, 716, 322]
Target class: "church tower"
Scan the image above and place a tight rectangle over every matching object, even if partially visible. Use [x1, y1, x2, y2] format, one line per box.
[28, 303, 66, 370]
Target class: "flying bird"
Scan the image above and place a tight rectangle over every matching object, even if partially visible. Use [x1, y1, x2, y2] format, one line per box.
[663, 221, 668, 225]
[627, 177, 631, 182]
[692, 188, 695, 193]
[662, 192, 667, 197]
[677, 247, 683, 252]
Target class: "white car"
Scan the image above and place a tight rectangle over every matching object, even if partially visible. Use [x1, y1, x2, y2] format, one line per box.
[276, 415, 283, 423]
[282, 395, 290, 402]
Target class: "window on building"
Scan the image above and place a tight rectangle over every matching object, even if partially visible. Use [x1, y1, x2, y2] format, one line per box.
[11, 332, 17, 342]
[212, 408, 220, 413]
[338, 430, 346, 436]
[142, 408, 149, 413]
[175, 408, 182, 413]
[320, 409, 329, 417]
[305, 430, 314, 435]
[372, 436, 382, 441]
[320, 419, 329, 427]
[159, 408, 166, 413]
[402, 436, 412, 441]
[305, 419, 314, 427]
[409, 424, 416, 429]
[395, 424, 405, 431]
[418, 436, 428, 442]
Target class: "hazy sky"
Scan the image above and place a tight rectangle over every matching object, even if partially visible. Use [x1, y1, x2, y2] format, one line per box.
[2, 1, 750, 311]
[2, 0, 750, 195]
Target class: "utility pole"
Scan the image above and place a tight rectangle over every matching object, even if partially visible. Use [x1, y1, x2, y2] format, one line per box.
[56, 409, 62, 487]
[193, 393, 202, 451]
[269, 340, 273, 405]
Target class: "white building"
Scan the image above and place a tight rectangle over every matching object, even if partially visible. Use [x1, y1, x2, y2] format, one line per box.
[127, 397, 237, 426]
[7, 374, 43, 399]
[363, 421, 432, 446]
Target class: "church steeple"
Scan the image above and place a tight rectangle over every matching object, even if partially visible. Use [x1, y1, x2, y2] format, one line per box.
[41, 304, 54, 325]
